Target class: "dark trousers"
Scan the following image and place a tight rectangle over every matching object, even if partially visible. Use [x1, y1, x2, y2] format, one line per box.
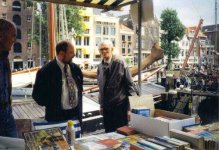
[103, 99, 129, 133]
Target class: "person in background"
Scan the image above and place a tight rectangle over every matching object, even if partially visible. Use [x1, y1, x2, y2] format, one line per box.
[32, 40, 83, 124]
[0, 19, 17, 137]
[97, 40, 138, 132]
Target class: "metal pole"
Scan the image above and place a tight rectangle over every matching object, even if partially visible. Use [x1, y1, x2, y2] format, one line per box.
[215, 0, 218, 65]
[39, 5, 42, 66]
[138, 0, 142, 95]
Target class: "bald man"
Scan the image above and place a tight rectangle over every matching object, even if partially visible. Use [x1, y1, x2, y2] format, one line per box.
[32, 40, 83, 124]
[0, 19, 17, 137]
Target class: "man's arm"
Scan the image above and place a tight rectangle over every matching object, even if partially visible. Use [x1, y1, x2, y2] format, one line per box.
[82, 69, 97, 79]
[81, 43, 163, 79]
[32, 69, 48, 106]
[130, 43, 164, 77]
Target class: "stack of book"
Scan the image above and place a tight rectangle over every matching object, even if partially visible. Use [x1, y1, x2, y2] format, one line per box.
[131, 107, 150, 117]
[183, 123, 219, 149]
[128, 135, 191, 150]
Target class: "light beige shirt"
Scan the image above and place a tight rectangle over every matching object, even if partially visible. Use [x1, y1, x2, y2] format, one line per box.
[56, 57, 73, 110]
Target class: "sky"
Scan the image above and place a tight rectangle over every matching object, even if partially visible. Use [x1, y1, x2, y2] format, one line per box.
[114, 0, 218, 27]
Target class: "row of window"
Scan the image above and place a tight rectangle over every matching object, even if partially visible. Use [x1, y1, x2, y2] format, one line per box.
[122, 35, 131, 41]
[96, 26, 116, 35]
[2, 0, 32, 9]
[75, 37, 90, 46]
[13, 42, 32, 53]
[1, 13, 31, 23]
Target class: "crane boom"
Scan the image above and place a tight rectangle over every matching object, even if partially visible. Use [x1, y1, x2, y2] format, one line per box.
[180, 19, 204, 76]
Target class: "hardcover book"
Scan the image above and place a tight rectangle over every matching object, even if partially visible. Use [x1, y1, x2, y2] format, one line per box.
[117, 126, 136, 136]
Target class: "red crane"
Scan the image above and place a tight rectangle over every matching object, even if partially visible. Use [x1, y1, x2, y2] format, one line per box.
[180, 19, 204, 76]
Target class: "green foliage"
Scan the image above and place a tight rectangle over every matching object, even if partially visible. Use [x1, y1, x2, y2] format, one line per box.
[65, 5, 84, 35]
[160, 8, 185, 70]
[33, 2, 49, 61]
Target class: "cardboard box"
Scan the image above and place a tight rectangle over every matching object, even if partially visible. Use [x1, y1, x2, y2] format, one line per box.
[129, 95, 195, 137]
[130, 109, 195, 137]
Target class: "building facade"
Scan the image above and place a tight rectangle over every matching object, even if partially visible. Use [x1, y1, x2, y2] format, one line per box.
[73, 8, 120, 69]
[202, 24, 219, 66]
[172, 26, 215, 68]
[0, 0, 39, 70]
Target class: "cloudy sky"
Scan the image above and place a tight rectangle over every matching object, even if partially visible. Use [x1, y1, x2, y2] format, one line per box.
[114, 0, 218, 27]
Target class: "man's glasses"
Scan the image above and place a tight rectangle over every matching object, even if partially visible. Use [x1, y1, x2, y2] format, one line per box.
[99, 47, 109, 51]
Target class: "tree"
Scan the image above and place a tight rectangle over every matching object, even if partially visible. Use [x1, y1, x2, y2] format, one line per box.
[33, 3, 83, 63]
[160, 8, 185, 70]
[65, 5, 84, 35]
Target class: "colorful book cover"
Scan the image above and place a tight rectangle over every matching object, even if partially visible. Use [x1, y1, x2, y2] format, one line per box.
[24, 127, 69, 150]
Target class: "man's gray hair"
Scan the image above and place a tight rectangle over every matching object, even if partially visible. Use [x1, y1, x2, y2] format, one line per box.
[98, 40, 113, 50]
[0, 19, 16, 33]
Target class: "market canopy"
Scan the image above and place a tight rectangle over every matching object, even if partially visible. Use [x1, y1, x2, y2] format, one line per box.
[34, 0, 137, 11]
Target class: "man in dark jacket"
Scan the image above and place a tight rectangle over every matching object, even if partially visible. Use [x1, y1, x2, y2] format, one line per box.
[97, 40, 137, 132]
[32, 40, 83, 124]
[0, 19, 17, 137]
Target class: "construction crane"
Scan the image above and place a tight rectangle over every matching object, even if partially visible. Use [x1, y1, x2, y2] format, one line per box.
[180, 19, 204, 76]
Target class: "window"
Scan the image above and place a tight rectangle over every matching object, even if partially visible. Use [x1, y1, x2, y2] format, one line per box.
[83, 16, 89, 22]
[84, 54, 90, 58]
[84, 37, 90, 46]
[14, 42, 22, 53]
[128, 48, 131, 54]
[26, 1, 33, 8]
[181, 51, 184, 56]
[12, 1, 21, 11]
[96, 26, 101, 34]
[27, 28, 31, 37]
[76, 49, 82, 58]
[128, 36, 131, 41]
[122, 35, 125, 41]
[2, 13, 6, 19]
[95, 55, 101, 58]
[110, 27, 116, 35]
[96, 37, 101, 46]
[2, 0, 6, 6]
[122, 48, 125, 54]
[16, 28, 21, 39]
[27, 59, 33, 68]
[84, 29, 89, 34]
[27, 42, 31, 48]
[27, 15, 32, 22]
[13, 15, 21, 26]
[103, 27, 109, 35]
[75, 36, 81, 45]
[128, 43, 131, 53]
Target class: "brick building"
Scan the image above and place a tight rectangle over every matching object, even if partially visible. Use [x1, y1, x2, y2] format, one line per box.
[0, 0, 39, 70]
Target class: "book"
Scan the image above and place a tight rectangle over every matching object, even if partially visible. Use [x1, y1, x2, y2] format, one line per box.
[98, 138, 121, 149]
[146, 138, 177, 150]
[117, 126, 136, 136]
[138, 139, 167, 150]
[96, 132, 125, 140]
[24, 127, 70, 150]
[131, 107, 150, 117]
[183, 124, 208, 132]
[130, 143, 154, 150]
